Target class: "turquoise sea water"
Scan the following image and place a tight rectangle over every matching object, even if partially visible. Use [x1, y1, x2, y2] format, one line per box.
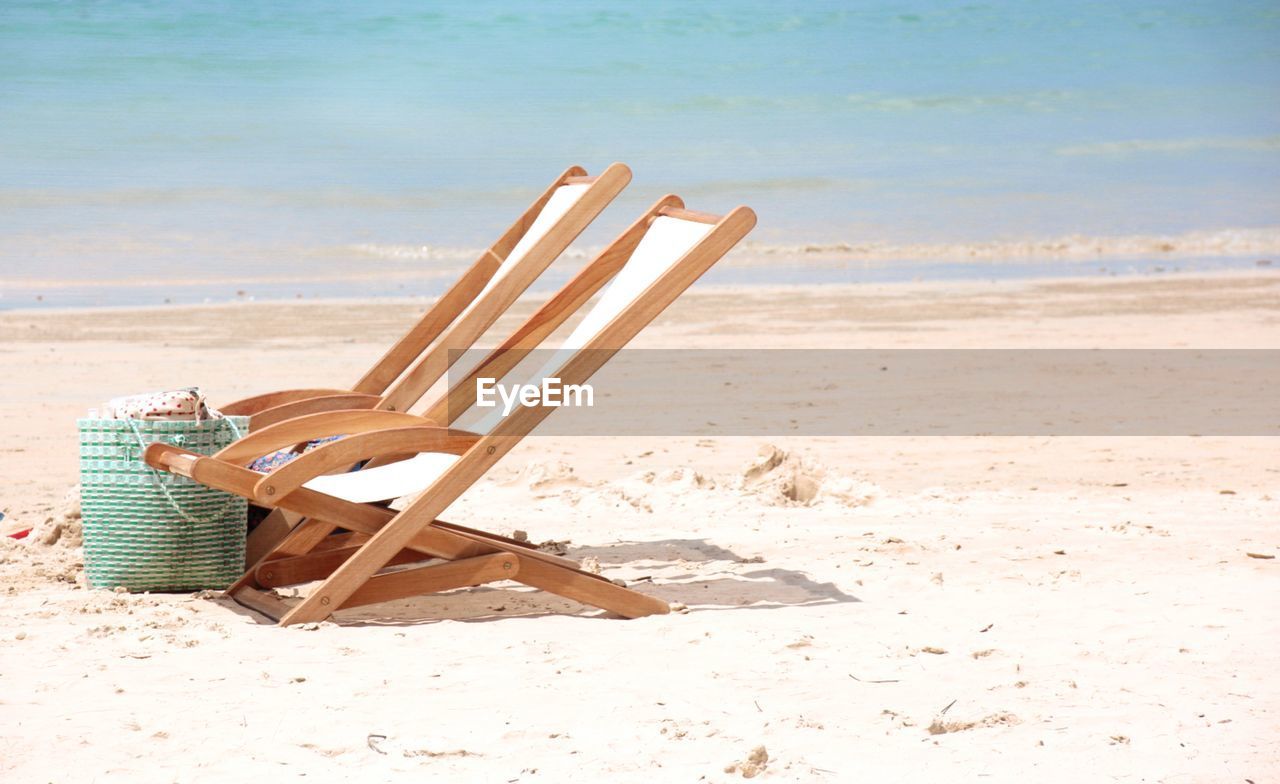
[2, 1, 1278, 307]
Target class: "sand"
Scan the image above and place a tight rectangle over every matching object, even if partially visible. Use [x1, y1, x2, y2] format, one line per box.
[0, 272, 1277, 781]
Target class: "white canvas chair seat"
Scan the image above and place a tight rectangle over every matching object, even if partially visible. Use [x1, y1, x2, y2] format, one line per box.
[309, 214, 713, 504]
[302, 452, 461, 504]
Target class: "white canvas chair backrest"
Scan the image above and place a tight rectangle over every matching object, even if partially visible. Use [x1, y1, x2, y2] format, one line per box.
[559, 216, 712, 352]
[414, 181, 592, 391]
[469, 215, 713, 434]
[459, 183, 590, 322]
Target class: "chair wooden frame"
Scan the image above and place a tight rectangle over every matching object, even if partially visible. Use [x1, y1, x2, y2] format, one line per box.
[223, 163, 629, 566]
[145, 198, 756, 625]
[220, 163, 632, 427]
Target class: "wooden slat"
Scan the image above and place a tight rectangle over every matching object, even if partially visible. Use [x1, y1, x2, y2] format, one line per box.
[255, 426, 480, 503]
[513, 556, 670, 619]
[229, 586, 290, 622]
[432, 520, 548, 553]
[269, 487, 486, 562]
[338, 554, 518, 611]
[230, 515, 335, 593]
[264, 516, 336, 558]
[255, 545, 427, 588]
[214, 410, 431, 465]
[657, 205, 723, 224]
[244, 508, 303, 567]
[220, 388, 352, 418]
[249, 393, 381, 431]
[309, 531, 367, 552]
[424, 522, 585, 572]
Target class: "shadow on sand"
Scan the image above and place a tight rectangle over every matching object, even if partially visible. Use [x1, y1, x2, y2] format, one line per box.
[213, 537, 858, 627]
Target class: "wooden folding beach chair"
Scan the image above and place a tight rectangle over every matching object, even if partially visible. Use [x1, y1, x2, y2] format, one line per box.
[145, 197, 756, 625]
[220, 163, 630, 429]
[222, 164, 628, 564]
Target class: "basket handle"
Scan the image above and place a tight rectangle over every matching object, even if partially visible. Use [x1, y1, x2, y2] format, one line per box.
[125, 417, 244, 527]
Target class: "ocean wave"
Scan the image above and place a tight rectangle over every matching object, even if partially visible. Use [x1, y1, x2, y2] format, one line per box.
[1056, 136, 1280, 156]
[729, 228, 1280, 264]
[345, 243, 593, 262]
[330, 228, 1280, 266]
[0, 267, 465, 291]
[5, 228, 1277, 292]
[602, 89, 1084, 117]
[0, 187, 530, 210]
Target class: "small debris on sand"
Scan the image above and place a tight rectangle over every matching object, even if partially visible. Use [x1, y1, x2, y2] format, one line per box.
[724, 745, 769, 778]
[537, 539, 571, 556]
[928, 712, 1020, 735]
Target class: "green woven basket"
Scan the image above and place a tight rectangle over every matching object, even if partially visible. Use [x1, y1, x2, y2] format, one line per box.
[77, 416, 249, 592]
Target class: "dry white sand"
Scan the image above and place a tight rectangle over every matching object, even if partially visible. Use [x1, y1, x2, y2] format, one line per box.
[1, 272, 1277, 781]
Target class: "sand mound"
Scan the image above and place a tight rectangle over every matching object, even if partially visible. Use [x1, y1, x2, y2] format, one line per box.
[26, 484, 83, 548]
[530, 446, 876, 514]
[504, 460, 584, 492]
[739, 444, 877, 507]
[655, 467, 717, 491]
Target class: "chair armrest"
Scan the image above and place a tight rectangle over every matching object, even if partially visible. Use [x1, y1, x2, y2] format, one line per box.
[215, 410, 437, 465]
[249, 393, 381, 430]
[220, 388, 354, 416]
[145, 443, 202, 477]
[252, 426, 480, 503]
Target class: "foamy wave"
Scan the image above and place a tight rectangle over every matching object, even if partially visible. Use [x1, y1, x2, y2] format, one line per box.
[1056, 136, 1280, 156]
[346, 243, 483, 262]
[347, 243, 593, 262]
[0, 267, 465, 290]
[347, 228, 1280, 268]
[5, 228, 1277, 292]
[728, 227, 1280, 264]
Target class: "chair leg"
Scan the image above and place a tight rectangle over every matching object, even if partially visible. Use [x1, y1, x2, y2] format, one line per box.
[224, 478, 671, 624]
[338, 554, 519, 610]
[230, 586, 291, 623]
[245, 507, 302, 566]
[512, 556, 670, 619]
[226, 516, 337, 594]
[263, 551, 668, 620]
[255, 544, 426, 588]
